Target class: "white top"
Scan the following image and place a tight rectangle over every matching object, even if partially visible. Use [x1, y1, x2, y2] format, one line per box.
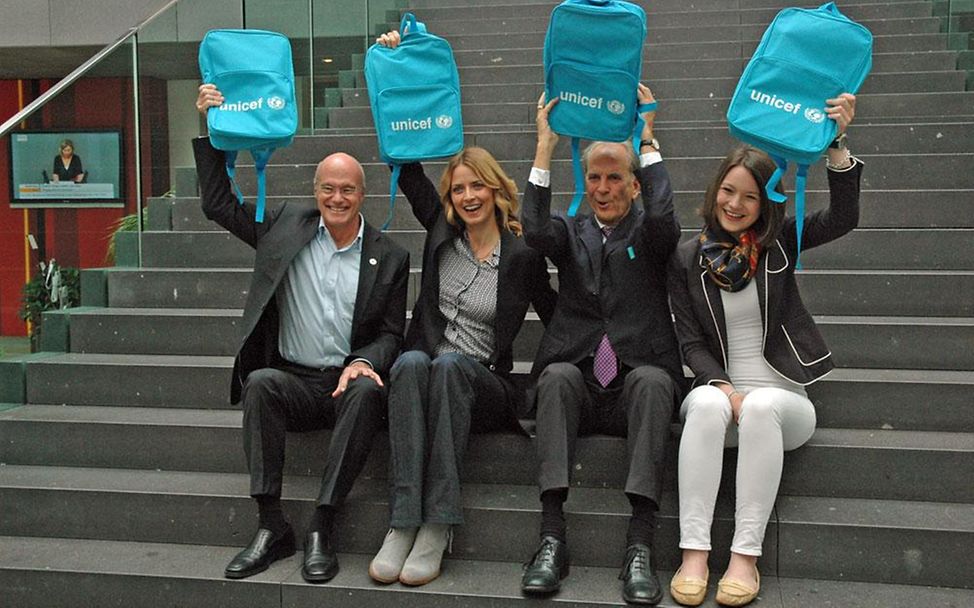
[721, 281, 807, 397]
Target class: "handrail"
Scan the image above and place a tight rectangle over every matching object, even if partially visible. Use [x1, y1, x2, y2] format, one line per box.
[0, 0, 181, 138]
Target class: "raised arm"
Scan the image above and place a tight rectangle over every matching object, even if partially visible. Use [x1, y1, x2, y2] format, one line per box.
[521, 93, 571, 260]
[193, 84, 270, 248]
[397, 163, 443, 231]
[785, 93, 861, 253]
[527, 249, 558, 326]
[633, 84, 680, 259]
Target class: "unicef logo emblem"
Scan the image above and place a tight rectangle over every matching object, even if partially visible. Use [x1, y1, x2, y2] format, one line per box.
[607, 100, 626, 115]
[435, 115, 454, 129]
[267, 96, 286, 110]
[804, 107, 825, 123]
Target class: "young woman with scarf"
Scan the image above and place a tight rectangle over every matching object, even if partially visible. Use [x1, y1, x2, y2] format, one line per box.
[665, 94, 860, 607]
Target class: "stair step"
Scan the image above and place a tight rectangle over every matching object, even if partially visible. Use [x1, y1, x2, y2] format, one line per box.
[775, 495, 974, 588]
[24, 352, 232, 408]
[2, 465, 972, 587]
[419, 16, 943, 44]
[329, 79, 971, 127]
[333, 51, 955, 90]
[222, 155, 974, 195]
[157, 185, 974, 232]
[61, 305, 974, 370]
[407, 0, 928, 8]
[4, 534, 972, 608]
[2, 404, 971, 501]
[262, 122, 974, 161]
[436, 48, 957, 73]
[138, 228, 974, 272]
[410, 1, 933, 24]
[93, 266, 974, 317]
[434, 25, 952, 53]
[337, 72, 970, 108]
[808, 368, 974, 432]
[0, 465, 766, 569]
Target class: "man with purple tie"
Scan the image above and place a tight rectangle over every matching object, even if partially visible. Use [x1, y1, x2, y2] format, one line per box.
[519, 85, 683, 606]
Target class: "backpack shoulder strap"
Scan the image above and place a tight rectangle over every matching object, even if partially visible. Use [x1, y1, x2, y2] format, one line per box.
[793, 162, 809, 270]
[567, 137, 585, 217]
[383, 163, 402, 231]
[224, 150, 245, 206]
[251, 146, 275, 223]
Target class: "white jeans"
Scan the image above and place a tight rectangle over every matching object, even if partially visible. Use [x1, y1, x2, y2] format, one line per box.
[677, 385, 816, 556]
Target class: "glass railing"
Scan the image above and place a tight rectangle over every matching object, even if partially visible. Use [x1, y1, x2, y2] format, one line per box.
[0, 0, 403, 345]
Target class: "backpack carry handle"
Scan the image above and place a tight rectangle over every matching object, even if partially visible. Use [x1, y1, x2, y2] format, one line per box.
[399, 12, 426, 37]
[819, 2, 841, 16]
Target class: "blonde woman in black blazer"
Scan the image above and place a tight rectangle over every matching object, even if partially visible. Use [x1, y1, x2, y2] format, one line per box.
[367, 148, 556, 586]
[666, 94, 860, 607]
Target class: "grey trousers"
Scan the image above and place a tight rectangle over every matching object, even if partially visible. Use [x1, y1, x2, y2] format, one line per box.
[535, 361, 678, 503]
[241, 363, 386, 507]
[387, 350, 515, 527]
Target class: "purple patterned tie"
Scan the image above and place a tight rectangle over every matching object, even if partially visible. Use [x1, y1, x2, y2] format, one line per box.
[593, 333, 618, 388]
[593, 225, 618, 388]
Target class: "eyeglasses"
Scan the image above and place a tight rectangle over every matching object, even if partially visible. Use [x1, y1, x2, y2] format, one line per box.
[316, 184, 359, 197]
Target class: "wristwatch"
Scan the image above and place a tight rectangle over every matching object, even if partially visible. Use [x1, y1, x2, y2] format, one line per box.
[640, 137, 660, 151]
[828, 132, 848, 150]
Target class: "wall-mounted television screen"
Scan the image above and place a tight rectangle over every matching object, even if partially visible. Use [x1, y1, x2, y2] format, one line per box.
[9, 130, 124, 208]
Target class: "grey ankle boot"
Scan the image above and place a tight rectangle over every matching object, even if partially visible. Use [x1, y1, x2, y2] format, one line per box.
[369, 527, 418, 583]
[399, 523, 451, 586]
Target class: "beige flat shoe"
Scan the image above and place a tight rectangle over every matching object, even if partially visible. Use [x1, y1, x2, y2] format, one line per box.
[715, 569, 760, 607]
[669, 566, 709, 606]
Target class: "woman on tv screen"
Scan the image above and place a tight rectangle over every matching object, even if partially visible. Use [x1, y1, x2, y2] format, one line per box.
[51, 139, 85, 183]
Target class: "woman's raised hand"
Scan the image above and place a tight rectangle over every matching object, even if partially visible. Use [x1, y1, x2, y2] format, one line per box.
[376, 30, 401, 49]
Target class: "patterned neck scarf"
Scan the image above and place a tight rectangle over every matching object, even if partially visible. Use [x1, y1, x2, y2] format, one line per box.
[698, 226, 761, 292]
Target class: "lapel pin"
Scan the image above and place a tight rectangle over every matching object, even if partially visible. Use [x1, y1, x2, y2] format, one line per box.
[369, 257, 378, 266]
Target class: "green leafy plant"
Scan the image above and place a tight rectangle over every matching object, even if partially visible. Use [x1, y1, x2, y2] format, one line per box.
[19, 265, 80, 343]
[104, 208, 147, 265]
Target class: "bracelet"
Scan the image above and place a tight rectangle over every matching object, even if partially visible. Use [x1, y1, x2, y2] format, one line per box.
[728, 390, 743, 400]
[826, 149, 854, 170]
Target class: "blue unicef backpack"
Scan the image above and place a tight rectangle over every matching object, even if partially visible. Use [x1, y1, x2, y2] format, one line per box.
[199, 29, 298, 223]
[727, 3, 871, 266]
[365, 13, 464, 229]
[544, 0, 652, 216]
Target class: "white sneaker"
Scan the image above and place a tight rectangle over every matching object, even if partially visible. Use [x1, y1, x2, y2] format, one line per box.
[369, 527, 418, 583]
[398, 523, 451, 586]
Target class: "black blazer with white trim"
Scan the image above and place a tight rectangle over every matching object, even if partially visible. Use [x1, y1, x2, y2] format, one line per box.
[667, 161, 862, 388]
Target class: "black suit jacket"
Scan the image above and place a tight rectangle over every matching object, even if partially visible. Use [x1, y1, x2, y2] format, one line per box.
[397, 163, 557, 403]
[521, 160, 683, 385]
[667, 161, 862, 388]
[193, 137, 409, 404]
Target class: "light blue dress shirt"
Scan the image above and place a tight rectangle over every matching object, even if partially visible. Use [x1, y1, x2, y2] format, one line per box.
[276, 215, 364, 369]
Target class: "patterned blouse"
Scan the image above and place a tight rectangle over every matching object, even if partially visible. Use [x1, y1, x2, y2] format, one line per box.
[433, 234, 500, 362]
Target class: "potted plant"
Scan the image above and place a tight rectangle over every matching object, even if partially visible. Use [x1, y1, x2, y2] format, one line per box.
[19, 261, 80, 352]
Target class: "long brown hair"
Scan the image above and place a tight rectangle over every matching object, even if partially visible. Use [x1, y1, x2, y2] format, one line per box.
[437, 147, 522, 236]
[700, 145, 786, 247]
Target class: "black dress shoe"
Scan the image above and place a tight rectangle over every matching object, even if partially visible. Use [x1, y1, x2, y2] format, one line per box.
[619, 543, 663, 605]
[521, 535, 570, 595]
[302, 530, 340, 583]
[224, 525, 296, 579]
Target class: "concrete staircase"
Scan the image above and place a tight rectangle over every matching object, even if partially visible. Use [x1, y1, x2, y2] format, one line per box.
[2, 0, 973, 606]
